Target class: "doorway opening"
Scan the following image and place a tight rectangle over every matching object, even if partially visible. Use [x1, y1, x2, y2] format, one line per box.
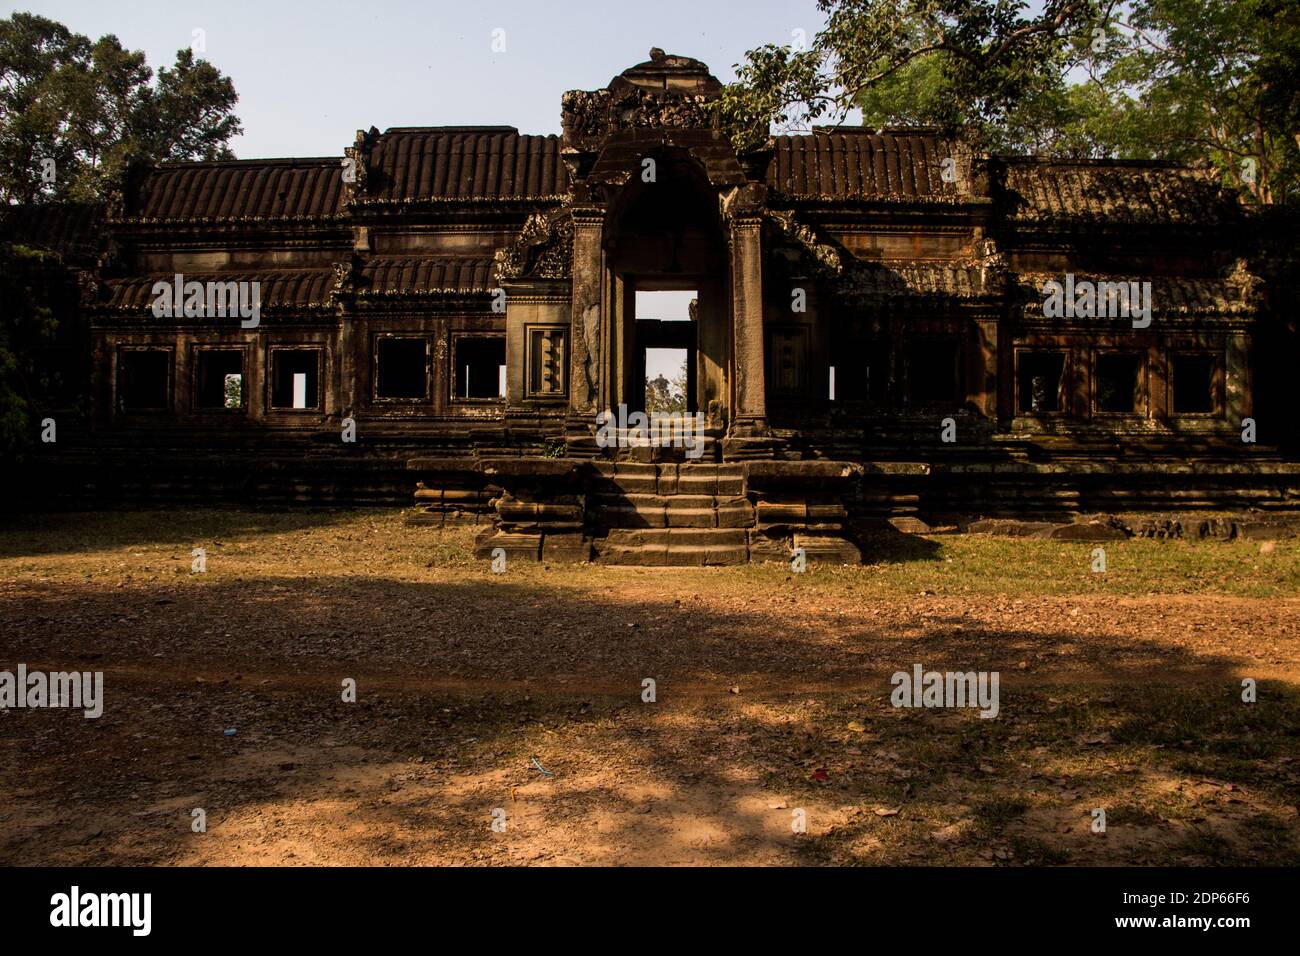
[634, 289, 696, 414]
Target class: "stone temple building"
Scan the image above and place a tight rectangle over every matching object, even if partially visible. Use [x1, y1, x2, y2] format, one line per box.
[6, 50, 1299, 563]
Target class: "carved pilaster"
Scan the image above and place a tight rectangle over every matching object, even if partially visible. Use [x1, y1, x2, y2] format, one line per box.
[568, 208, 604, 420]
[729, 211, 768, 436]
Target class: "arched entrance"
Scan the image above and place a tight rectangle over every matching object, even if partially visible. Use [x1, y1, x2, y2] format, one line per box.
[604, 149, 729, 429]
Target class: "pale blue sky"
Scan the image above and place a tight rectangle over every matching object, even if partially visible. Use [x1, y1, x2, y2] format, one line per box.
[11, 0, 842, 159]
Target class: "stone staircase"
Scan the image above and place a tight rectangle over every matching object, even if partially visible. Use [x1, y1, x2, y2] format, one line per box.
[454, 456, 867, 566]
[586, 462, 752, 565]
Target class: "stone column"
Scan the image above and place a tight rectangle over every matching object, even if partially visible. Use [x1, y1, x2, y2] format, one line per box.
[974, 317, 998, 419]
[728, 211, 768, 437]
[1225, 331, 1252, 425]
[568, 207, 604, 425]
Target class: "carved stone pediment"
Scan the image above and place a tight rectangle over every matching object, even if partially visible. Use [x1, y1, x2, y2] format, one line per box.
[494, 210, 574, 282]
[764, 209, 844, 277]
[562, 87, 717, 151]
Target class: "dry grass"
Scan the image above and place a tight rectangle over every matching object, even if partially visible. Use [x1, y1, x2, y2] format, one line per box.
[1, 508, 1297, 866]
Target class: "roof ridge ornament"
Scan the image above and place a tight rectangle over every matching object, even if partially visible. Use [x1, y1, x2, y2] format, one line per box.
[342, 126, 379, 202]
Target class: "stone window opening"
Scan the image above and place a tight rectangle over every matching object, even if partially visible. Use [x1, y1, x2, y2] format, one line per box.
[1016, 351, 1067, 414]
[1094, 352, 1144, 415]
[194, 349, 244, 411]
[452, 335, 505, 401]
[1170, 353, 1220, 415]
[270, 348, 321, 410]
[375, 336, 430, 401]
[117, 348, 171, 413]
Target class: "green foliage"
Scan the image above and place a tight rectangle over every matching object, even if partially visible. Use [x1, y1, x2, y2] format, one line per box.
[720, 0, 1300, 203]
[644, 370, 688, 414]
[1105, 0, 1300, 203]
[0, 12, 242, 205]
[0, 242, 61, 457]
[718, 0, 1103, 150]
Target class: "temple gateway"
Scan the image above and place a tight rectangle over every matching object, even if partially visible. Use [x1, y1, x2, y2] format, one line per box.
[9, 50, 1300, 564]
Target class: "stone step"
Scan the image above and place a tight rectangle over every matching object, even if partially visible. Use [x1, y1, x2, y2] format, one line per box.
[603, 527, 747, 548]
[596, 430, 722, 463]
[587, 462, 745, 495]
[593, 527, 748, 566]
[471, 530, 592, 562]
[589, 493, 754, 529]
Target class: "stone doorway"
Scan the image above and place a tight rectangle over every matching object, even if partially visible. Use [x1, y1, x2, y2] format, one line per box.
[601, 148, 731, 431]
[632, 289, 696, 416]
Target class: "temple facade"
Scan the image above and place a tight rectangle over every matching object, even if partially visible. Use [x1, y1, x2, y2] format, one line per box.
[7, 51, 1299, 563]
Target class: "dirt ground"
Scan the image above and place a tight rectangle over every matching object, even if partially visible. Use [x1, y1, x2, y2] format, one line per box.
[1, 509, 1298, 866]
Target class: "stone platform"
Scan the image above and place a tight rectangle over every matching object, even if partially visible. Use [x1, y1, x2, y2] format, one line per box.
[408, 457, 865, 565]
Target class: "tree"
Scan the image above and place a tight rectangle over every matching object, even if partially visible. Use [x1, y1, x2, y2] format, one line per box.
[719, 0, 1300, 203]
[645, 371, 688, 414]
[1096, 0, 1300, 203]
[0, 242, 61, 456]
[0, 12, 242, 205]
[717, 0, 1107, 151]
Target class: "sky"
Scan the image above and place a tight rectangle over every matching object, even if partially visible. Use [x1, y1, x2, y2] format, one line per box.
[12, 0, 843, 159]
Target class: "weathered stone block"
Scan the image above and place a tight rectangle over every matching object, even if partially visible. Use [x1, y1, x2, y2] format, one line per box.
[756, 501, 807, 524]
[656, 463, 679, 496]
[715, 497, 755, 528]
[806, 502, 848, 521]
[716, 475, 745, 495]
[665, 500, 716, 528]
[541, 533, 592, 563]
[1050, 522, 1127, 541]
[966, 518, 1060, 538]
[888, 516, 932, 533]
[473, 531, 541, 561]
[704, 545, 748, 565]
[668, 528, 746, 548]
[666, 546, 708, 567]
[677, 471, 719, 495]
[497, 496, 584, 524]
[1236, 520, 1299, 540]
[594, 543, 669, 565]
[793, 534, 862, 564]
[747, 532, 790, 563]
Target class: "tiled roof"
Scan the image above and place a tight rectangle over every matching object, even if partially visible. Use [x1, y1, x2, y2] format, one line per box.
[104, 270, 337, 311]
[836, 259, 995, 298]
[358, 257, 496, 295]
[364, 129, 568, 203]
[999, 159, 1233, 224]
[127, 159, 345, 221]
[767, 130, 970, 201]
[1, 202, 102, 257]
[1015, 272, 1253, 315]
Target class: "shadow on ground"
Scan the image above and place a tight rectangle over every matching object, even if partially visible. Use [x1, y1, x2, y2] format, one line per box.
[2, 569, 1297, 865]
